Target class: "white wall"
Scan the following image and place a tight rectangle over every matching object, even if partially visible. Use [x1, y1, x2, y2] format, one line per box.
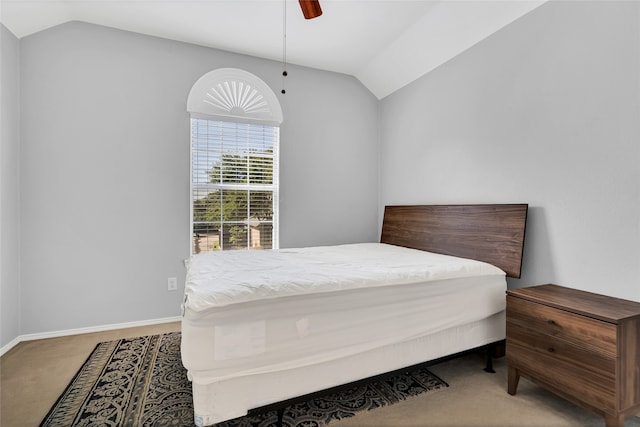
[379, 1, 640, 301]
[1, 24, 21, 350]
[279, 64, 380, 248]
[18, 22, 379, 335]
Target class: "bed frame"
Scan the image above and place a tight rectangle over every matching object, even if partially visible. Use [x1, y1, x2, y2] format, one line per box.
[243, 204, 529, 425]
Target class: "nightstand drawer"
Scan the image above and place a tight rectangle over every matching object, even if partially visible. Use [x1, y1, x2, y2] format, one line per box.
[507, 295, 617, 357]
[507, 321, 616, 379]
[507, 338, 617, 411]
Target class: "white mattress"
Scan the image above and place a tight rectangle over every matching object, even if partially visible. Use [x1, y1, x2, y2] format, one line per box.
[183, 243, 504, 310]
[182, 244, 506, 383]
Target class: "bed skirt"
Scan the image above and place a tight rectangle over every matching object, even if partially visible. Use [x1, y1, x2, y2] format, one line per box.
[188, 311, 505, 426]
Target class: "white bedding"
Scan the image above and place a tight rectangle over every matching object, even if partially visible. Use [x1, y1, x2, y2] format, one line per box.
[181, 243, 507, 425]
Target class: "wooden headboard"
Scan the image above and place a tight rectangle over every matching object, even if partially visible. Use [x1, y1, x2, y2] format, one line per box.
[380, 204, 528, 278]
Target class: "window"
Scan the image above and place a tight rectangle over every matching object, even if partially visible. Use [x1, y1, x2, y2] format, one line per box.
[191, 119, 278, 252]
[187, 69, 283, 254]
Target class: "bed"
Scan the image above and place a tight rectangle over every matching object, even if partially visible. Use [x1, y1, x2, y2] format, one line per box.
[181, 204, 528, 426]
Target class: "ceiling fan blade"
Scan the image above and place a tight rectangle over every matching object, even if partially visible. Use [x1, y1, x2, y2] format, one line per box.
[299, 0, 322, 19]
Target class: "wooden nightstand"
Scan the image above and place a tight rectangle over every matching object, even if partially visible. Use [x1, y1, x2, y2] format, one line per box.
[506, 284, 640, 427]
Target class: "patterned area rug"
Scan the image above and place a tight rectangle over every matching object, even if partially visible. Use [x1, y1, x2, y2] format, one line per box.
[40, 332, 448, 427]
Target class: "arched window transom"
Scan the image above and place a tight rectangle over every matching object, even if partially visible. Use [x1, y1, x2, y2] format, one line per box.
[187, 68, 283, 125]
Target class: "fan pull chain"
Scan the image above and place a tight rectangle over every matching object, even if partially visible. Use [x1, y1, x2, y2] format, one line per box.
[282, 0, 287, 94]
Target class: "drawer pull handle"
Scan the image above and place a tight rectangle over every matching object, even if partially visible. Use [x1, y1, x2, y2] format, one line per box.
[548, 347, 555, 353]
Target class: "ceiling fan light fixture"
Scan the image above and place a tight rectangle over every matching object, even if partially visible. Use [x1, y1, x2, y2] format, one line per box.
[299, 0, 322, 19]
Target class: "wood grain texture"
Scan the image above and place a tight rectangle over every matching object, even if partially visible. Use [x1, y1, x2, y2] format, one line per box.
[507, 295, 617, 356]
[507, 338, 616, 410]
[506, 285, 640, 427]
[506, 284, 640, 323]
[618, 319, 640, 411]
[380, 204, 528, 278]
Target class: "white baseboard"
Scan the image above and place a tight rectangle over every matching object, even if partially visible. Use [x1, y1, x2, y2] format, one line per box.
[0, 316, 181, 357]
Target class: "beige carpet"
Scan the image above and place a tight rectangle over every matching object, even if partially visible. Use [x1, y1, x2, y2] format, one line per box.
[2, 322, 640, 426]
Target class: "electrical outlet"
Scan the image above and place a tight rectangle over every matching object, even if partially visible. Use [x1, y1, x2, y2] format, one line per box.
[167, 277, 178, 291]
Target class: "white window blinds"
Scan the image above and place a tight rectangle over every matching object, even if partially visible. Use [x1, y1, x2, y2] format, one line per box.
[191, 118, 279, 253]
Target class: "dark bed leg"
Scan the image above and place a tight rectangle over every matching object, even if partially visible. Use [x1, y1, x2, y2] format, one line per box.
[483, 343, 496, 373]
[276, 408, 285, 427]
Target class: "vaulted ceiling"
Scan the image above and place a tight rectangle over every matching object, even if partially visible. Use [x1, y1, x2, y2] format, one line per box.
[1, 0, 545, 99]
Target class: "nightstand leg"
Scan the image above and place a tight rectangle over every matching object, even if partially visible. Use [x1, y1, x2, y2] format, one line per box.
[604, 413, 624, 427]
[507, 365, 520, 395]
